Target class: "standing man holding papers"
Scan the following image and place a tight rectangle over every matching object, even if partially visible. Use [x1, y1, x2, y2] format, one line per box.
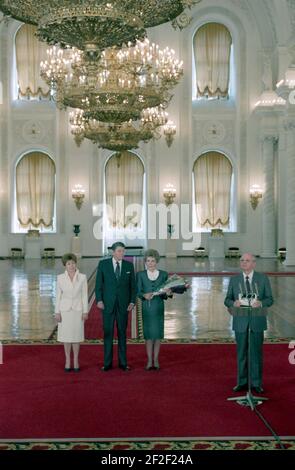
[224, 253, 273, 393]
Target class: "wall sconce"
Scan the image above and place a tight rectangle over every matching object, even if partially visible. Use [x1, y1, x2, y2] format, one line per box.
[249, 184, 263, 210]
[72, 184, 85, 210]
[276, 66, 295, 95]
[163, 120, 176, 147]
[163, 183, 176, 206]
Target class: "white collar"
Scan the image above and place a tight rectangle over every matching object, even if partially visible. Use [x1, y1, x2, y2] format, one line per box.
[112, 258, 122, 267]
[146, 269, 159, 280]
[243, 271, 254, 282]
[65, 269, 79, 282]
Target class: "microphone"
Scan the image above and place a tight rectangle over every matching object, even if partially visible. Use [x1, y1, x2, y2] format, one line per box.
[239, 282, 245, 298]
[255, 283, 259, 297]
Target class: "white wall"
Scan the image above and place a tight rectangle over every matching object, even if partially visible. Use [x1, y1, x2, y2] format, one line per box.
[0, 0, 294, 258]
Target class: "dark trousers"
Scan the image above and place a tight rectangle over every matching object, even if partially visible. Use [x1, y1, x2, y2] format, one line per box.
[103, 301, 128, 367]
[235, 331, 264, 388]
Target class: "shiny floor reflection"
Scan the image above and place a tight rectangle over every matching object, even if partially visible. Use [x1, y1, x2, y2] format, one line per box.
[164, 275, 295, 339]
[0, 258, 98, 340]
[0, 257, 294, 341]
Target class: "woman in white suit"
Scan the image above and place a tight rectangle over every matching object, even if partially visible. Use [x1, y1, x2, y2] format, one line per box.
[55, 253, 88, 372]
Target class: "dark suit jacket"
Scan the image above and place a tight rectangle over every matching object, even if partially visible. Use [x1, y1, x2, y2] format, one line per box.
[95, 258, 136, 314]
[224, 271, 273, 332]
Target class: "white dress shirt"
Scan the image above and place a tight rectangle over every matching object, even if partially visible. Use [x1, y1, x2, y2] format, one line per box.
[243, 270, 256, 296]
[243, 270, 254, 284]
[112, 258, 122, 274]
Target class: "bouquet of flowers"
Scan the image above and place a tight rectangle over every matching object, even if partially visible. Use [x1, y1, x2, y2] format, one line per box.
[152, 274, 189, 298]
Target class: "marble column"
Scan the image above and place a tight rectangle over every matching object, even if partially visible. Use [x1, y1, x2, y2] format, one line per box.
[261, 135, 277, 258]
[284, 119, 295, 265]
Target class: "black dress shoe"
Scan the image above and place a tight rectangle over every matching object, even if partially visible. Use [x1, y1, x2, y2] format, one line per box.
[145, 365, 153, 371]
[64, 368, 72, 372]
[154, 365, 160, 371]
[252, 386, 264, 394]
[74, 368, 80, 372]
[101, 366, 112, 372]
[233, 384, 248, 392]
[119, 365, 131, 371]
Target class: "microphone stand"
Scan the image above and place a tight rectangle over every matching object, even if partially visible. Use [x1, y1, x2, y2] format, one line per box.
[227, 287, 268, 410]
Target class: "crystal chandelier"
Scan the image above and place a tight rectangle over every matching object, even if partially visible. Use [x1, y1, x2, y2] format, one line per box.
[69, 106, 169, 151]
[0, 1, 200, 55]
[40, 39, 183, 123]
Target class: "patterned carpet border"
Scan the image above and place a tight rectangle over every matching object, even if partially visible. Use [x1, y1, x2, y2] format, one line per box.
[1, 337, 293, 345]
[0, 440, 294, 451]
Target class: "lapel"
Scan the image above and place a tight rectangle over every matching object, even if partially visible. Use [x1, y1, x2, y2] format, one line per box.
[119, 260, 132, 282]
[252, 271, 259, 295]
[108, 257, 129, 282]
[64, 270, 80, 289]
[239, 271, 257, 295]
[237, 273, 245, 295]
[120, 259, 128, 279]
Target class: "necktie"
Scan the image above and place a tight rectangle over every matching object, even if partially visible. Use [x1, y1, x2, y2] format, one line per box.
[115, 261, 120, 280]
[245, 275, 251, 295]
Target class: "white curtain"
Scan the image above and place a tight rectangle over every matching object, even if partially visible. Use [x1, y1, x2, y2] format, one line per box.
[193, 23, 232, 98]
[193, 152, 232, 228]
[16, 152, 55, 227]
[15, 24, 50, 99]
[105, 151, 144, 228]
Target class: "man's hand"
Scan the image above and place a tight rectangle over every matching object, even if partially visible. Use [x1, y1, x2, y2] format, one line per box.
[97, 301, 104, 310]
[82, 313, 88, 321]
[234, 300, 241, 307]
[127, 303, 134, 311]
[143, 293, 153, 300]
[54, 313, 62, 323]
[252, 300, 262, 308]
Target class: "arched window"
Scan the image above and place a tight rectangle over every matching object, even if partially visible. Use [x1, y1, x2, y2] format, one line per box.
[103, 151, 146, 250]
[193, 151, 233, 230]
[15, 24, 49, 100]
[193, 23, 232, 99]
[14, 151, 56, 233]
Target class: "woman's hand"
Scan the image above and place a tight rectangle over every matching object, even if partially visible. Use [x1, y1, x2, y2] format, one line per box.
[143, 293, 153, 300]
[55, 313, 62, 323]
[82, 313, 88, 321]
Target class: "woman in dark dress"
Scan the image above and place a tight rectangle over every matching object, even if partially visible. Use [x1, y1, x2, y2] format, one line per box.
[136, 249, 171, 370]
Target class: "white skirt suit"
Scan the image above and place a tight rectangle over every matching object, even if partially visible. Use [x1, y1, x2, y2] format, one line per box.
[55, 270, 88, 343]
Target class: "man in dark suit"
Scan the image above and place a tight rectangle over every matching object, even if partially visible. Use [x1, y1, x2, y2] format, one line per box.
[224, 253, 273, 393]
[95, 242, 136, 371]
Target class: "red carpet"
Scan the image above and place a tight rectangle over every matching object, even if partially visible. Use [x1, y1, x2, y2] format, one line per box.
[84, 299, 133, 339]
[0, 344, 294, 440]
